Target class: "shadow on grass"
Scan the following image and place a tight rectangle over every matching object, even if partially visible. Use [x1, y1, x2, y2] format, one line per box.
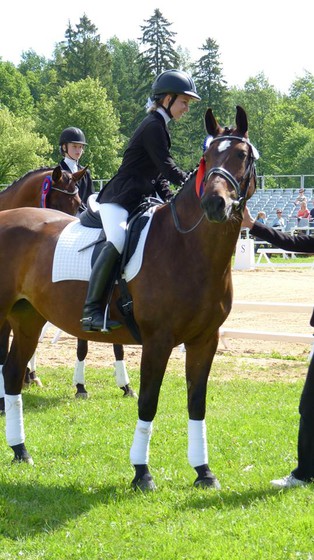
[0, 480, 136, 539]
[176, 483, 313, 512]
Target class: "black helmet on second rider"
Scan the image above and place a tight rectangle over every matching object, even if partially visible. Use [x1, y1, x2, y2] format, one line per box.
[59, 127, 87, 154]
[151, 69, 200, 118]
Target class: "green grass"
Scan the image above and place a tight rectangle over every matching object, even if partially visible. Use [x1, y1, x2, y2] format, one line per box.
[0, 361, 313, 559]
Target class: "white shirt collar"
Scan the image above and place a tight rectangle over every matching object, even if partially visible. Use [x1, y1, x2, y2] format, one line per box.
[156, 107, 171, 125]
[64, 157, 78, 173]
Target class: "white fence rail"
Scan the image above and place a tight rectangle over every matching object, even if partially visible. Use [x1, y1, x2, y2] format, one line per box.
[219, 300, 313, 348]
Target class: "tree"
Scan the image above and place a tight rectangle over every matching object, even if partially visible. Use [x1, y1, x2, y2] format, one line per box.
[138, 8, 181, 90]
[37, 77, 122, 179]
[0, 61, 34, 116]
[18, 50, 60, 105]
[192, 38, 229, 122]
[0, 107, 52, 184]
[227, 74, 278, 175]
[108, 38, 144, 141]
[55, 14, 112, 87]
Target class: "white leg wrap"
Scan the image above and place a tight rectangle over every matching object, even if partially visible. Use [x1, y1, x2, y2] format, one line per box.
[114, 360, 129, 387]
[5, 394, 25, 446]
[0, 366, 4, 398]
[188, 419, 208, 468]
[73, 359, 85, 386]
[130, 419, 153, 465]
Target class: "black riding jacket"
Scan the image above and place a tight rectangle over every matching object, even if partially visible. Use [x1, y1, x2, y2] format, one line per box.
[97, 111, 186, 213]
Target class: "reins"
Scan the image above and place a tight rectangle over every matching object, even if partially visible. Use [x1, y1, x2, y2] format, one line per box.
[170, 192, 205, 234]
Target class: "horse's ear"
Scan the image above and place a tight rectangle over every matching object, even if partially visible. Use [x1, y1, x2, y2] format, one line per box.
[73, 166, 88, 182]
[204, 108, 221, 136]
[52, 165, 62, 183]
[235, 106, 248, 136]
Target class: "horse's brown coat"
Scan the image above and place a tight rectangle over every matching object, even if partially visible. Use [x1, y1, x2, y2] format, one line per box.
[0, 107, 257, 487]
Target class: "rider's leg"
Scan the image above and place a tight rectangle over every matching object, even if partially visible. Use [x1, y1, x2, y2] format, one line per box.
[81, 203, 128, 333]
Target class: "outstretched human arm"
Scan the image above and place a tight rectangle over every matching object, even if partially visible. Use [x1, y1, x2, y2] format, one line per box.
[242, 206, 314, 253]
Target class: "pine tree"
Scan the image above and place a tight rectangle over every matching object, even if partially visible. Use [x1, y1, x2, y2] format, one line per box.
[138, 8, 181, 86]
[192, 37, 229, 122]
[55, 14, 112, 86]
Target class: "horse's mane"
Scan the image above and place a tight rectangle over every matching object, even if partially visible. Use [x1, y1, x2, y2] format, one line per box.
[3, 167, 53, 191]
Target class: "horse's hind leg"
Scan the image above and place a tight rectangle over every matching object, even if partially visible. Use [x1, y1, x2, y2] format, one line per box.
[4, 303, 46, 464]
[74, 339, 88, 399]
[0, 320, 11, 414]
[113, 344, 137, 399]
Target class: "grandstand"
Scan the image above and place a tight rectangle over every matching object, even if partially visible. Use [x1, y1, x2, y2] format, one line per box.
[247, 187, 314, 233]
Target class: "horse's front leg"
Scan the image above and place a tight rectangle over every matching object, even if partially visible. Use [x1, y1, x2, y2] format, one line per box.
[185, 333, 221, 490]
[4, 309, 45, 464]
[130, 340, 172, 492]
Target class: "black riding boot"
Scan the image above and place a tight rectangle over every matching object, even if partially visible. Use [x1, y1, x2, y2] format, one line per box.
[81, 241, 121, 332]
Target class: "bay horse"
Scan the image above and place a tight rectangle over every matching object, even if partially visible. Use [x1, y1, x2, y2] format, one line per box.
[0, 166, 134, 409]
[0, 106, 257, 490]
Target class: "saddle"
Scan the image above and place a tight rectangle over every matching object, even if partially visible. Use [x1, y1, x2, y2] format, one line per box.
[79, 194, 162, 342]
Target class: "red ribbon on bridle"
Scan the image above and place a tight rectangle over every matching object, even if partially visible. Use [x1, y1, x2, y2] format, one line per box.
[195, 157, 206, 199]
[41, 176, 52, 208]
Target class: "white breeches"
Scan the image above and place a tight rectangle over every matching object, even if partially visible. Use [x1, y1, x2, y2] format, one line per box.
[99, 203, 129, 254]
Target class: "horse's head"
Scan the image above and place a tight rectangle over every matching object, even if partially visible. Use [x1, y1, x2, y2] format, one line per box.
[47, 165, 84, 216]
[199, 106, 258, 224]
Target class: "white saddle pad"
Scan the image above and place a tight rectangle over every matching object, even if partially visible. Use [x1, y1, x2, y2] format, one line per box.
[52, 214, 154, 284]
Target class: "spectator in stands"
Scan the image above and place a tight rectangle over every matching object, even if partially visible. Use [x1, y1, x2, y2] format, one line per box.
[272, 208, 285, 229]
[294, 188, 307, 206]
[309, 200, 314, 223]
[242, 204, 314, 489]
[253, 211, 267, 252]
[256, 210, 266, 224]
[297, 200, 310, 223]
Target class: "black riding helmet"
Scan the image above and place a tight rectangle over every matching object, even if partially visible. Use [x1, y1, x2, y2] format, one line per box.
[152, 69, 200, 100]
[151, 69, 200, 118]
[59, 127, 87, 155]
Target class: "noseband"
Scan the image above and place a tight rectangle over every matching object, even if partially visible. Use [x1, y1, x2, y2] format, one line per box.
[203, 135, 257, 209]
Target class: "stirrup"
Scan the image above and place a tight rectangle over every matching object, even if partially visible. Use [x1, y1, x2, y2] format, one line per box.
[80, 314, 104, 332]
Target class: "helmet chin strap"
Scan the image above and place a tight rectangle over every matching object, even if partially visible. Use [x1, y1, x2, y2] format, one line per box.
[163, 94, 177, 119]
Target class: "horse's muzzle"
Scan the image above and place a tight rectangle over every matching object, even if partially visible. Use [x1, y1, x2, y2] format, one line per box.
[200, 194, 230, 223]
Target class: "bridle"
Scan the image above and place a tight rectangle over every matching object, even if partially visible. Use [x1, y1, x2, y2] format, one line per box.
[40, 174, 79, 208]
[170, 134, 257, 234]
[203, 135, 257, 210]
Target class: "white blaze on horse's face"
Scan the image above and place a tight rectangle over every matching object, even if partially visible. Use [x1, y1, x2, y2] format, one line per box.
[217, 140, 232, 153]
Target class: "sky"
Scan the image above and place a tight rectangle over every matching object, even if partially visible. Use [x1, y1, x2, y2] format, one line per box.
[2, 0, 313, 94]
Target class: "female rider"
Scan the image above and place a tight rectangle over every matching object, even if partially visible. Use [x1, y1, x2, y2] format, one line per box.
[81, 69, 200, 333]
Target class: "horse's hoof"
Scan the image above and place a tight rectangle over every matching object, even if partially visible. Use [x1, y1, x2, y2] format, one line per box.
[194, 476, 221, 490]
[0, 397, 4, 415]
[12, 454, 34, 466]
[121, 385, 138, 399]
[30, 374, 43, 388]
[75, 383, 88, 399]
[131, 473, 156, 492]
[75, 391, 88, 399]
[11, 444, 34, 466]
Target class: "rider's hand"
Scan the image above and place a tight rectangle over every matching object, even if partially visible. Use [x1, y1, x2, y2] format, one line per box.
[241, 206, 255, 230]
